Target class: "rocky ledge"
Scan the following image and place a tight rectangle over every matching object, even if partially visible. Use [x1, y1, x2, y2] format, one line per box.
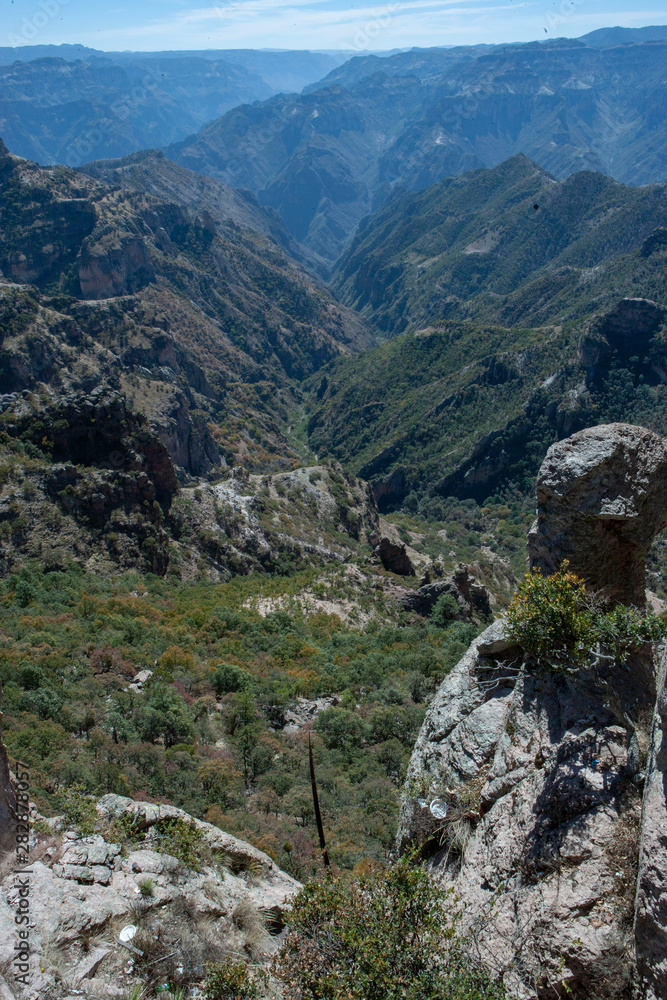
[0, 793, 299, 999]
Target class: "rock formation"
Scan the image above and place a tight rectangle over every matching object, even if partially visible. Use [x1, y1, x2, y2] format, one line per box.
[399, 564, 490, 620]
[527, 423, 667, 606]
[400, 423, 667, 998]
[0, 794, 299, 998]
[634, 656, 667, 999]
[370, 533, 415, 576]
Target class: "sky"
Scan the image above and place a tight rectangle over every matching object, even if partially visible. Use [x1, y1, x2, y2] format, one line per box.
[3, 0, 667, 52]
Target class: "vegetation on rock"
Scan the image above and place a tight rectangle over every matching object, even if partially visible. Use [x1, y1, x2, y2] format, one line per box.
[504, 563, 667, 669]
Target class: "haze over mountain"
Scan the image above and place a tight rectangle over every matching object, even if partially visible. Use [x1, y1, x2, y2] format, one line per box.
[0, 48, 348, 168]
[170, 37, 667, 263]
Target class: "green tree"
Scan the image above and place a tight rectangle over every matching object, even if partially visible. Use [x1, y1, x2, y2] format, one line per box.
[137, 683, 195, 748]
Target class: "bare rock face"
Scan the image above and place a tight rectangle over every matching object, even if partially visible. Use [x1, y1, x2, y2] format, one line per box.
[398, 620, 653, 997]
[77, 235, 155, 299]
[0, 794, 300, 998]
[527, 423, 667, 605]
[370, 533, 415, 576]
[634, 653, 667, 999]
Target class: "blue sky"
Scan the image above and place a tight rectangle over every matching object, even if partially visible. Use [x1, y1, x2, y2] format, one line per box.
[4, 0, 667, 51]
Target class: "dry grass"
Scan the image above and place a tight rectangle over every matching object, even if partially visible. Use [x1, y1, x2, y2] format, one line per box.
[604, 804, 641, 927]
[233, 899, 271, 960]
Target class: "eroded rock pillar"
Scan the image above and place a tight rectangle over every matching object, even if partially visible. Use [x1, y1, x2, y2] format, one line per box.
[527, 423, 667, 606]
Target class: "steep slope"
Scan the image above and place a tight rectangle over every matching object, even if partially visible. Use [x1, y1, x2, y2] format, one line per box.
[333, 156, 667, 334]
[305, 295, 667, 511]
[170, 39, 667, 261]
[170, 75, 425, 262]
[80, 149, 307, 262]
[0, 139, 374, 480]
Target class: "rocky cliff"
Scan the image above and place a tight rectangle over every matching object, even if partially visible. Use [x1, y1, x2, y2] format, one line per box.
[398, 424, 667, 998]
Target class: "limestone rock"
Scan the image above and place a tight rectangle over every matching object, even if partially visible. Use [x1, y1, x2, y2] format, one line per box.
[527, 423, 667, 605]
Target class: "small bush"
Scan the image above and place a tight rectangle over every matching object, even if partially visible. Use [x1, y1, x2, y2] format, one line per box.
[202, 957, 269, 1000]
[430, 593, 460, 627]
[212, 663, 252, 696]
[156, 818, 208, 872]
[504, 562, 667, 669]
[273, 856, 505, 1000]
[504, 563, 593, 665]
[60, 783, 98, 836]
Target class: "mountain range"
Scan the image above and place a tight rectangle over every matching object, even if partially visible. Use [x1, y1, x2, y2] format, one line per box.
[3, 32, 667, 268]
[305, 156, 667, 513]
[169, 36, 667, 262]
[333, 154, 667, 332]
[0, 138, 372, 483]
[0, 48, 348, 168]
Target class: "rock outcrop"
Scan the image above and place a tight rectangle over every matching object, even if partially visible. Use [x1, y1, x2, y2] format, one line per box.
[370, 533, 415, 576]
[400, 423, 667, 998]
[399, 564, 491, 620]
[398, 618, 651, 997]
[0, 794, 300, 999]
[77, 235, 156, 299]
[527, 423, 667, 606]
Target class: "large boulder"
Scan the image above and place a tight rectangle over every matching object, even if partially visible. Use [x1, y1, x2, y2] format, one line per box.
[371, 534, 415, 576]
[527, 423, 667, 606]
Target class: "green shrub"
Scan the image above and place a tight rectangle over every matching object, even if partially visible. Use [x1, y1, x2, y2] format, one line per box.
[504, 563, 593, 665]
[212, 663, 252, 695]
[274, 857, 505, 1000]
[202, 957, 269, 1000]
[60, 782, 98, 836]
[429, 593, 460, 627]
[156, 817, 207, 872]
[504, 562, 667, 668]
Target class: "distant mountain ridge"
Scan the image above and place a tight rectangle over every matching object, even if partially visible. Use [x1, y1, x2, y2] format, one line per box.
[0, 49, 348, 169]
[169, 37, 667, 262]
